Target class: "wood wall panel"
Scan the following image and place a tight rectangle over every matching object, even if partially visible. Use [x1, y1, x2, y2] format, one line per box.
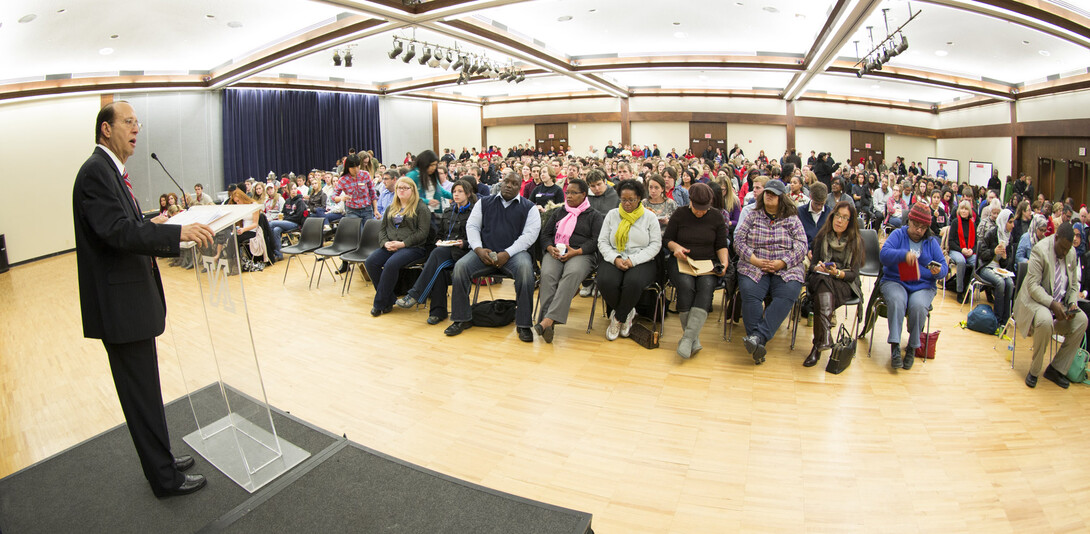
[481, 112, 621, 127]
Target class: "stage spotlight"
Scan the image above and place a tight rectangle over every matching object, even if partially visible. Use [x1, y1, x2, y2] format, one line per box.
[419, 46, 432, 65]
[514, 72, 525, 83]
[332, 50, 342, 66]
[344, 51, 353, 67]
[451, 55, 465, 70]
[895, 34, 909, 54]
[402, 44, 416, 63]
[440, 50, 452, 69]
[388, 39, 403, 59]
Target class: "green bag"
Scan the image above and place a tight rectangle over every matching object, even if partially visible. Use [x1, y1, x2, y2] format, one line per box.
[1067, 337, 1090, 384]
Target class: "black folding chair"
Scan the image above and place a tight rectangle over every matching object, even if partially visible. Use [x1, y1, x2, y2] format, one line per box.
[280, 217, 324, 284]
[311, 217, 362, 289]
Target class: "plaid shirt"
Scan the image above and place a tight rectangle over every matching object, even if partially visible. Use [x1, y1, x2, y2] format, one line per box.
[333, 170, 377, 210]
[733, 209, 808, 284]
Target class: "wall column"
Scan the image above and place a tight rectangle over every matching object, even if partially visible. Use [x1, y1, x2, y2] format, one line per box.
[620, 99, 630, 146]
[786, 100, 796, 151]
[432, 101, 439, 154]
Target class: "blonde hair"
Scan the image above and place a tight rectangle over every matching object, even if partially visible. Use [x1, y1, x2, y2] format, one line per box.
[388, 177, 421, 219]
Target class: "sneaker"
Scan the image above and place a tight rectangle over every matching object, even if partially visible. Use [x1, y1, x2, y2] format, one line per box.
[579, 285, 593, 298]
[396, 296, 417, 309]
[619, 309, 636, 338]
[605, 312, 621, 341]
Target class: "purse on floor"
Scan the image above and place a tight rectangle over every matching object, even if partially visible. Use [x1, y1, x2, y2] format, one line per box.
[915, 330, 940, 359]
[628, 298, 664, 350]
[826, 324, 857, 374]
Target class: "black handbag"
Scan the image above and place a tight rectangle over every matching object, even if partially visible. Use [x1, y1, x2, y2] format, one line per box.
[825, 324, 857, 374]
[471, 299, 517, 327]
[628, 291, 665, 350]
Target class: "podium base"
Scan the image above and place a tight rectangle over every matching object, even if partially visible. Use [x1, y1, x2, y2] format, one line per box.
[184, 413, 310, 493]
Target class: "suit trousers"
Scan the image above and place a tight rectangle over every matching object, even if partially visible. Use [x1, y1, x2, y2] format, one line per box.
[537, 254, 595, 325]
[1028, 307, 1088, 377]
[103, 338, 184, 492]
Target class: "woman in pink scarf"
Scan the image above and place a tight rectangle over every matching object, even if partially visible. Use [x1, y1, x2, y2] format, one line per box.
[534, 178, 605, 343]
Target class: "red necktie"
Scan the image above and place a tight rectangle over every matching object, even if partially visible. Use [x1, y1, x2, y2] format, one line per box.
[121, 171, 139, 211]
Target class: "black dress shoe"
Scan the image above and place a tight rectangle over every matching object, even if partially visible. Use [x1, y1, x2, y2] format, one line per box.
[154, 473, 206, 498]
[444, 321, 472, 336]
[174, 455, 195, 472]
[426, 314, 446, 325]
[1026, 372, 1038, 388]
[370, 306, 392, 317]
[890, 344, 903, 369]
[803, 348, 820, 367]
[902, 350, 915, 370]
[1043, 365, 1070, 389]
[517, 327, 534, 343]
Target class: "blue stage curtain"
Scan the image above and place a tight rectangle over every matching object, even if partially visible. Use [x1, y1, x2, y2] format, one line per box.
[222, 88, 382, 183]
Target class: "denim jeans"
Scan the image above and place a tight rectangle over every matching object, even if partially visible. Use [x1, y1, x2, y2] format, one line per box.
[345, 207, 374, 220]
[738, 273, 802, 344]
[948, 251, 976, 293]
[268, 220, 299, 257]
[450, 250, 536, 328]
[977, 266, 1014, 324]
[881, 281, 935, 349]
[364, 246, 428, 309]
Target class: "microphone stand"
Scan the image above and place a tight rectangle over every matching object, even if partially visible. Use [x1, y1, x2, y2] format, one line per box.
[151, 153, 189, 209]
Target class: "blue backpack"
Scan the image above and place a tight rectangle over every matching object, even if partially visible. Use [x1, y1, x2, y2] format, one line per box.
[966, 304, 999, 334]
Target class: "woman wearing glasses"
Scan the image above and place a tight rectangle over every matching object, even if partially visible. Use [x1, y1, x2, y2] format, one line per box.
[803, 201, 865, 367]
[533, 178, 604, 343]
[596, 180, 662, 341]
[364, 177, 432, 317]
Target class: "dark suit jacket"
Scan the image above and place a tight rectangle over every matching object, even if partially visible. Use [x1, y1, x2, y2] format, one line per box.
[73, 147, 182, 343]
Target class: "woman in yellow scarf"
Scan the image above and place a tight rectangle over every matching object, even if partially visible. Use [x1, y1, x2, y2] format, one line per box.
[595, 180, 663, 340]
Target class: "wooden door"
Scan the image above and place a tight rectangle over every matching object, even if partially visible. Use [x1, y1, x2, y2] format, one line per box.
[1038, 158, 1054, 201]
[535, 123, 569, 154]
[850, 130, 885, 171]
[1069, 160, 1087, 208]
[689, 122, 727, 159]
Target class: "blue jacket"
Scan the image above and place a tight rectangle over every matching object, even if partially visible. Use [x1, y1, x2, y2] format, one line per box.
[880, 226, 949, 292]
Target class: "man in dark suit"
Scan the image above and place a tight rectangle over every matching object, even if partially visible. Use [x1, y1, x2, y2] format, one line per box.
[73, 101, 214, 498]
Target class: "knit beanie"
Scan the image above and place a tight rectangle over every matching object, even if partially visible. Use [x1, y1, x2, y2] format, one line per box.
[908, 202, 932, 226]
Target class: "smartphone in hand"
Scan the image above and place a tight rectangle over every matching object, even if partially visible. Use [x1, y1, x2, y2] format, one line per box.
[927, 261, 941, 270]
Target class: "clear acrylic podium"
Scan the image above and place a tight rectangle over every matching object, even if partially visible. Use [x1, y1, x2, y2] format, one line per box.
[164, 204, 309, 493]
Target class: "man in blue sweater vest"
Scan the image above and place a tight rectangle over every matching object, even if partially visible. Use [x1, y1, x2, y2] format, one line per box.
[445, 171, 541, 342]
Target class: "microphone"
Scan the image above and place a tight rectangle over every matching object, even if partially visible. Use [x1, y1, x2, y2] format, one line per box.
[151, 152, 189, 209]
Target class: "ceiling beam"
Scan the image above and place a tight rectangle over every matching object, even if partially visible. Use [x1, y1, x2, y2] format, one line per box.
[783, 0, 884, 101]
[208, 16, 394, 89]
[824, 61, 1015, 100]
[570, 55, 805, 74]
[918, 0, 1090, 49]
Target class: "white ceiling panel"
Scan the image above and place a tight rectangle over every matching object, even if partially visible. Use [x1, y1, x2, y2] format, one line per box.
[808, 73, 973, 103]
[433, 74, 595, 98]
[606, 69, 796, 90]
[475, 0, 837, 58]
[0, 0, 344, 82]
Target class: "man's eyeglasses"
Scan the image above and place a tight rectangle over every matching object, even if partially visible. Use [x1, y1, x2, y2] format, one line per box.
[117, 118, 141, 129]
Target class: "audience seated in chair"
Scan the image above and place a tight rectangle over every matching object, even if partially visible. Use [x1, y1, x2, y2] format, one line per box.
[268, 187, 307, 261]
[947, 200, 978, 303]
[596, 179, 662, 341]
[976, 208, 1015, 326]
[445, 171, 540, 342]
[396, 179, 477, 324]
[1013, 222, 1087, 389]
[879, 203, 948, 370]
[733, 179, 808, 364]
[664, 183, 730, 359]
[534, 178, 604, 343]
[364, 177, 432, 316]
[804, 200, 865, 367]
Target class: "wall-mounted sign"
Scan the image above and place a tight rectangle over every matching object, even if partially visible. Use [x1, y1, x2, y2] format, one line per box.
[548, 133, 554, 139]
[865, 143, 872, 149]
[704, 133, 712, 139]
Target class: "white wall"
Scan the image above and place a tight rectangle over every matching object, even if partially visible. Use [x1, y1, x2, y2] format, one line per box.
[482, 97, 620, 119]
[437, 102, 481, 155]
[729, 124, 786, 162]
[938, 101, 1010, 129]
[0, 95, 102, 263]
[631, 122, 689, 154]
[796, 101, 938, 129]
[629, 96, 787, 115]
[486, 124, 534, 152]
[886, 134, 937, 168]
[379, 96, 433, 165]
[936, 137, 1012, 184]
[796, 127, 850, 161]
[568, 122, 621, 156]
[1017, 89, 1090, 122]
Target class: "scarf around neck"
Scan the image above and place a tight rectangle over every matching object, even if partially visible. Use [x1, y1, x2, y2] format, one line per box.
[554, 198, 590, 247]
[615, 203, 646, 253]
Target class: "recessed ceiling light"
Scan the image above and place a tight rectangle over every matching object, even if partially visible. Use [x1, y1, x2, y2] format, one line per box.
[763, 6, 779, 13]
[1039, 49, 1050, 56]
[18, 14, 37, 23]
[588, 8, 596, 13]
[1022, 40, 1030, 45]
[110, 34, 119, 39]
[99, 47, 114, 56]
[557, 15, 572, 22]
[735, 1, 744, 5]
[57, 9, 66, 14]
[227, 21, 243, 28]
[946, 41, 954, 45]
[205, 14, 215, 19]
[934, 50, 948, 56]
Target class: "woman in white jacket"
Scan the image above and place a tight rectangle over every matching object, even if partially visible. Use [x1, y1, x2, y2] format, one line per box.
[596, 179, 663, 340]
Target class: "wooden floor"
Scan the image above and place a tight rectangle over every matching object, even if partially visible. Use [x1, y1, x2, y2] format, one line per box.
[3, 252, 1090, 533]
